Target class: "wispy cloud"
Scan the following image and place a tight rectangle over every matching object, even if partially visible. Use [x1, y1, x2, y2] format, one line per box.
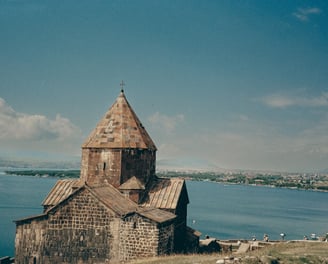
[0, 97, 81, 141]
[174, 117, 328, 171]
[148, 112, 184, 134]
[293, 7, 321, 22]
[260, 93, 328, 108]
[239, 114, 249, 121]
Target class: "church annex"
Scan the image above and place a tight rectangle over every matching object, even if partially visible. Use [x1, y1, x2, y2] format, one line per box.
[15, 89, 199, 264]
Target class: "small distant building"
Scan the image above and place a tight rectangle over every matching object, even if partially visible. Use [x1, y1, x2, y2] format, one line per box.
[199, 238, 221, 253]
[15, 89, 200, 264]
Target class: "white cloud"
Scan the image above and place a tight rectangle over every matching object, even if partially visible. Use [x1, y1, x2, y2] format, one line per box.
[150, 95, 328, 172]
[153, 110, 328, 172]
[185, 125, 328, 172]
[293, 7, 321, 22]
[0, 97, 81, 141]
[239, 114, 249, 121]
[148, 112, 184, 133]
[157, 143, 182, 157]
[260, 94, 294, 108]
[260, 93, 328, 108]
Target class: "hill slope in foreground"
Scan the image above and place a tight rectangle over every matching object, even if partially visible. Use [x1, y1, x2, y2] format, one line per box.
[128, 242, 328, 264]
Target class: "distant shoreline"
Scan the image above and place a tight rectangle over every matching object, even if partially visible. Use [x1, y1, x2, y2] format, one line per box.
[4, 169, 80, 178]
[205, 179, 328, 193]
[4, 169, 328, 193]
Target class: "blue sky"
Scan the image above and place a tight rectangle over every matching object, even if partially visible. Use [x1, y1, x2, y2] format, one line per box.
[1, 0, 328, 172]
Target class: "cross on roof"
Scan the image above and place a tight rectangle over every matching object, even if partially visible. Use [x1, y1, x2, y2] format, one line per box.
[120, 80, 125, 92]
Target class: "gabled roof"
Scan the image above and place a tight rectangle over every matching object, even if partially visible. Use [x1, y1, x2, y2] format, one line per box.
[88, 185, 138, 216]
[137, 208, 176, 223]
[42, 179, 80, 207]
[142, 177, 189, 210]
[42, 180, 138, 216]
[36, 179, 176, 224]
[119, 176, 145, 190]
[16, 185, 84, 224]
[80, 185, 175, 222]
[82, 90, 156, 150]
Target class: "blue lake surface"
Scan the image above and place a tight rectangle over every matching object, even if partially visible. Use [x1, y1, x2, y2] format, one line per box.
[187, 180, 328, 241]
[1, 170, 328, 256]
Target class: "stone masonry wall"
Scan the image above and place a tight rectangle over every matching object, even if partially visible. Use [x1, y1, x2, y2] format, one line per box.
[172, 191, 188, 252]
[119, 214, 157, 261]
[81, 148, 122, 187]
[158, 223, 174, 255]
[15, 189, 119, 264]
[121, 149, 156, 185]
[15, 217, 47, 264]
[118, 214, 174, 261]
[80, 148, 90, 183]
[81, 148, 156, 188]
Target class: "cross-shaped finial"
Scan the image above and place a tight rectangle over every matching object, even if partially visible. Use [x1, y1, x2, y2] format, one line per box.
[120, 80, 125, 92]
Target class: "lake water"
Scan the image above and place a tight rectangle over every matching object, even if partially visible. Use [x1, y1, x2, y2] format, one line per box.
[1, 171, 328, 256]
[187, 180, 328, 241]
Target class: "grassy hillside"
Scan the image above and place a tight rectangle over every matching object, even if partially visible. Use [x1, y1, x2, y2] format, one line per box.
[127, 242, 328, 264]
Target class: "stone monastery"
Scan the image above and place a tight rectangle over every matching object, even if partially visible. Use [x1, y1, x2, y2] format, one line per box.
[15, 89, 200, 264]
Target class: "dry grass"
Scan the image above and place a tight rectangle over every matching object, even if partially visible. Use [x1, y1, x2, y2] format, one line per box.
[126, 253, 219, 264]
[125, 242, 328, 264]
[246, 241, 328, 264]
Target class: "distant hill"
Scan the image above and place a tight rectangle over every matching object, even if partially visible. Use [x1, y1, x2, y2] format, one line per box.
[319, 168, 328, 174]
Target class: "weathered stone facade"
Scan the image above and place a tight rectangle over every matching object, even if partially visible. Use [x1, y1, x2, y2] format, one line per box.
[119, 214, 174, 261]
[15, 90, 199, 263]
[15, 217, 47, 264]
[80, 148, 156, 188]
[15, 186, 176, 264]
[16, 189, 116, 264]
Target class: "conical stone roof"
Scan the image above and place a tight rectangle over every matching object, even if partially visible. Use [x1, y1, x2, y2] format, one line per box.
[82, 90, 157, 150]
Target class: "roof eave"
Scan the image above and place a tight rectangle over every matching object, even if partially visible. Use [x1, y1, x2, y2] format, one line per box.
[14, 213, 48, 225]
